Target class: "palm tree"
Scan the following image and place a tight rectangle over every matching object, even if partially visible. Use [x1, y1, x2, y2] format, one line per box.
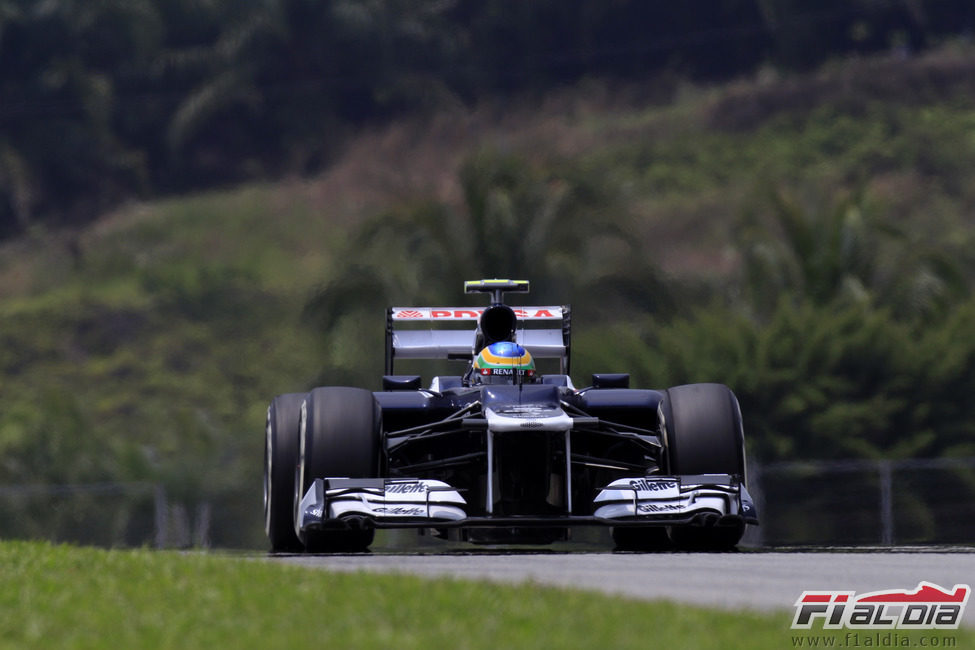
[737, 188, 968, 322]
[304, 149, 672, 384]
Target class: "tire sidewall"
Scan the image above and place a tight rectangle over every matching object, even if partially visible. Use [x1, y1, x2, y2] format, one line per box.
[265, 392, 306, 551]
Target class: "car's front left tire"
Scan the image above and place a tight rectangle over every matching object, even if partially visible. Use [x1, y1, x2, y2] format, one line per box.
[662, 383, 747, 551]
[295, 386, 382, 552]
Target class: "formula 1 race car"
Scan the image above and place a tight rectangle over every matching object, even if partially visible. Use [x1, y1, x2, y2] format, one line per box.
[264, 279, 758, 552]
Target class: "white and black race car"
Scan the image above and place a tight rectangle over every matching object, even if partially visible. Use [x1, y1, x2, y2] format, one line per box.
[264, 279, 758, 552]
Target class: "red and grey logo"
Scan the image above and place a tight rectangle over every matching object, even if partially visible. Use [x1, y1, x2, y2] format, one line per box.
[394, 309, 424, 319]
[792, 582, 970, 630]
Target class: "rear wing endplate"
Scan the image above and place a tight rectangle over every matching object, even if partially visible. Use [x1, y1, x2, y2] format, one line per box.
[385, 305, 571, 374]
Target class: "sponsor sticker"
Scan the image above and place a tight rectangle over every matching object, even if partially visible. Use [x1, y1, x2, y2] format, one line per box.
[392, 307, 563, 320]
[791, 582, 970, 630]
[373, 506, 426, 516]
[628, 478, 680, 499]
[384, 482, 427, 494]
[637, 503, 682, 513]
[395, 309, 424, 319]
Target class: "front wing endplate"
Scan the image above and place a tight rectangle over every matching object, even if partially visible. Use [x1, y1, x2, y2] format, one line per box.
[297, 478, 467, 532]
[593, 474, 758, 524]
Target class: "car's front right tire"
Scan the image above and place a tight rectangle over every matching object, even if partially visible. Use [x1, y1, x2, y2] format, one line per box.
[265, 392, 306, 552]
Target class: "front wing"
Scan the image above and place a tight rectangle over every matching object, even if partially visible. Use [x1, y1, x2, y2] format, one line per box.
[296, 474, 759, 533]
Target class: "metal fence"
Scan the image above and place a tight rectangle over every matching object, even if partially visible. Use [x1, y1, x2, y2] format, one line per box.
[0, 483, 217, 549]
[2, 457, 974, 549]
[748, 457, 975, 546]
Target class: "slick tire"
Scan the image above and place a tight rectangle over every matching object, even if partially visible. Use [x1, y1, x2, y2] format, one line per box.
[295, 386, 381, 552]
[661, 383, 746, 551]
[264, 392, 306, 553]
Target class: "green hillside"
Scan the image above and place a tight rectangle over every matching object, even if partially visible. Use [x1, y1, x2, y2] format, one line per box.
[2, 46, 975, 548]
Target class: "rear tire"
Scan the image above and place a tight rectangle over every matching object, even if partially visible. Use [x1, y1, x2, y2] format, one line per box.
[264, 393, 306, 552]
[662, 383, 746, 551]
[296, 387, 381, 552]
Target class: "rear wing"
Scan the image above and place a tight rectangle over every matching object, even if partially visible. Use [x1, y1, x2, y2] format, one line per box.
[385, 305, 571, 374]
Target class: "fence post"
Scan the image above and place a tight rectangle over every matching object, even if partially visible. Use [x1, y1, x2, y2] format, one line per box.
[879, 460, 894, 545]
[194, 502, 212, 549]
[154, 484, 168, 549]
[743, 461, 765, 547]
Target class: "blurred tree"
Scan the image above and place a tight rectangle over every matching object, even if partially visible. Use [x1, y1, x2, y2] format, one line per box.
[758, 0, 928, 71]
[164, 0, 461, 185]
[0, 0, 158, 234]
[589, 299, 929, 462]
[914, 300, 975, 456]
[303, 149, 672, 384]
[736, 188, 969, 322]
[2, 0, 975, 238]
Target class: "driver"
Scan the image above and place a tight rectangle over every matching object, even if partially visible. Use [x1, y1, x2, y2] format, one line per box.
[467, 341, 537, 385]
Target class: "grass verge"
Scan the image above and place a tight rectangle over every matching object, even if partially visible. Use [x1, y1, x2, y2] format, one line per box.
[1, 541, 972, 649]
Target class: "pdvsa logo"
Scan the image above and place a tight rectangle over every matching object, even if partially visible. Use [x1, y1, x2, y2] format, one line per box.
[792, 582, 970, 630]
[392, 307, 562, 320]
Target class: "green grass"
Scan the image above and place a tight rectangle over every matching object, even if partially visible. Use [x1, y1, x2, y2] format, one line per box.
[0, 541, 971, 650]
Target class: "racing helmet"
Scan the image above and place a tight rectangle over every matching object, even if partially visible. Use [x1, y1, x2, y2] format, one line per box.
[471, 341, 536, 385]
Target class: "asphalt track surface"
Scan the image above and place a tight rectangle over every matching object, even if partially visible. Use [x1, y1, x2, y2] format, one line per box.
[272, 543, 975, 624]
